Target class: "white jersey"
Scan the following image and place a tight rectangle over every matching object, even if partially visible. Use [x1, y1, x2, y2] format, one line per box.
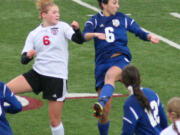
[160, 121, 180, 135]
[22, 21, 75, 79]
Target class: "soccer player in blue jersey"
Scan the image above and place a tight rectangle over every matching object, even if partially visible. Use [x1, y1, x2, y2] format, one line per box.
[0, 81, 22, 135]
[121, 65, 168, 135]
[83, 0, 159, 134]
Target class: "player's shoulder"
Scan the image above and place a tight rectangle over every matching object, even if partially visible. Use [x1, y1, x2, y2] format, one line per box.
[142, 87, 159, 101]
[0, 81, 5, 96]
[160, 124, 173, 135]
[124, 95, 138, 106]
[88, 12, 100, 21]
[142, 87, 156, 95]
[115, 12, 127, 18]
[0, 81, 5, 87]
[28, 24, 42, 36]
[57, 21, 70, 27]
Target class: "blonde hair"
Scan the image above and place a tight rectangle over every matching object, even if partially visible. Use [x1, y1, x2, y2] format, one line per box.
[167, 97, 180, 120]
[36, 0, 55, 13]
[167, 97, 180, 135]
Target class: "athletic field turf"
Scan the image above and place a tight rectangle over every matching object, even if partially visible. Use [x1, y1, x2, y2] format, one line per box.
[0, 0, 179, 134]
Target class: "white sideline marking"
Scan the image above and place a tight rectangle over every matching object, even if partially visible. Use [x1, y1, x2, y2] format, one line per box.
[72, 0, 100, 12]
[142, 28, 180, 50]
[72, 0, 180, 50]
[170, 12, 180, 19]
[66, 93, 127, 99]
[73, 0, 131, 16]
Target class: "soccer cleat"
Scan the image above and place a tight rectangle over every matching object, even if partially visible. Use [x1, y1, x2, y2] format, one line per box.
[93, 102, 103, 118]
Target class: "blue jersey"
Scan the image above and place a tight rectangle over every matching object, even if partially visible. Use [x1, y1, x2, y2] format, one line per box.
[0, 81, 22, 135]
[121, 88, 168, 135]
[83, 12, 149, 65]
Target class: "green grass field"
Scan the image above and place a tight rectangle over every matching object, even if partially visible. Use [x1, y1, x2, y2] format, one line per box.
[0, 0, 180, 134]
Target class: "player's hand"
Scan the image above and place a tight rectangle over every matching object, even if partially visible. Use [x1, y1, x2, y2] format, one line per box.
[27, 50, 36, 59]
[148, 34, 159, 44]
[94, 33, 106, 40]
[71, 21, 79, 30]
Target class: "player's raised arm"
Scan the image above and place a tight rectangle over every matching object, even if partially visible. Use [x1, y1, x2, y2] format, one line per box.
[71, 21, 84, 44]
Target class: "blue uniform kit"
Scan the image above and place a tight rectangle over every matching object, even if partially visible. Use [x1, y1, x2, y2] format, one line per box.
[83, 11, 149, 89]
[121, 88, 168, 135]
[0, 82, 22, 135]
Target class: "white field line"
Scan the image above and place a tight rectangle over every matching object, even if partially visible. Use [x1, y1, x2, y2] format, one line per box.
[66, 93, 127, 99]
[72, 0, 100, 12]
[73, 0, 180, 50]
[170, 12, 180, 19]
[142, 28, 180, 50]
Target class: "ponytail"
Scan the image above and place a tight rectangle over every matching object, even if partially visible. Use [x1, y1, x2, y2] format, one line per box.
[36, 0, 55, 12]
[133, 87, 151, 112]
[122, 65, 151, 112]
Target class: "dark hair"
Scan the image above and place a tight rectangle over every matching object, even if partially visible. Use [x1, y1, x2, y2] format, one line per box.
[122, 65, 151, 112]
[97, 0, 109, 10]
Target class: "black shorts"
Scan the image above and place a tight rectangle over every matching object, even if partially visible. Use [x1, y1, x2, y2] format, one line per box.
[23, 69, 68, 101]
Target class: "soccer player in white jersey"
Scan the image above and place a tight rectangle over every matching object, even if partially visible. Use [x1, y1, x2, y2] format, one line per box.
[6, 0, 83, 135]
[160, 97, 180, 135]
[83, 0, 159, 134]
[121, 65, 167, 135]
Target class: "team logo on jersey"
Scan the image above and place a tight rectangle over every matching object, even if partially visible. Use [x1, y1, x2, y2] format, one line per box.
[112, 19, 120, 27]
[51, 28, 59, 35]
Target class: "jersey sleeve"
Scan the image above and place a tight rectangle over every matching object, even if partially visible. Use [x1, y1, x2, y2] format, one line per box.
[63, 23, 75, 40]
[3, 85, 22, 114]
[82, 16, 96, 38]
[121, 104, 138, 135]
[21, 32, 34, 54]
[126, 16, 149, 41]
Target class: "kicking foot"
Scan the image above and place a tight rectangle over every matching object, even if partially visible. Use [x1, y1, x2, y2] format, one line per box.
[93, 102, 103, 118]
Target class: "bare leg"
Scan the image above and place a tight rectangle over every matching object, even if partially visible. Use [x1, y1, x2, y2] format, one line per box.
[49, 101, 64, 135]
[104, 66, 122, 85]
[95, 66, 122, 135]
[6, 75, 32, 94]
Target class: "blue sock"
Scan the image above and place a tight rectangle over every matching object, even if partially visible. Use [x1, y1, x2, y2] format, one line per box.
[99, 84, 114, 107]
[98, 121, 110, 135]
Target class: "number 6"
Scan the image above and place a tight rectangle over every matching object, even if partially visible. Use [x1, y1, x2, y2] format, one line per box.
[43, 36, 50, 46]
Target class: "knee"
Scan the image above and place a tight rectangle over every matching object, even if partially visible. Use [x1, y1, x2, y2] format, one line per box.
[50, 118, 61, 127]
[105, 73, 115, 83]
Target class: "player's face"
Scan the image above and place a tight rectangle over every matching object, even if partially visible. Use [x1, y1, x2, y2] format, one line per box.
[44, 5, 60, 26]
[104, 0, 119, 16]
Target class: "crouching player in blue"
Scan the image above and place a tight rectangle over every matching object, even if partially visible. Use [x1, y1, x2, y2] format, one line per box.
[83, 0, 159, 134]
[121, 65, 167, 135]
[0, 81, 22, 135]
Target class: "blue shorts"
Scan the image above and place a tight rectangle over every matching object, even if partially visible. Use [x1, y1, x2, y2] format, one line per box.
[95, 55, 130, 90]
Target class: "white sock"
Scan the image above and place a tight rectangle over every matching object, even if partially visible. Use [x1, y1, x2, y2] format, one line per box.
[51, 122, 64, 135]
